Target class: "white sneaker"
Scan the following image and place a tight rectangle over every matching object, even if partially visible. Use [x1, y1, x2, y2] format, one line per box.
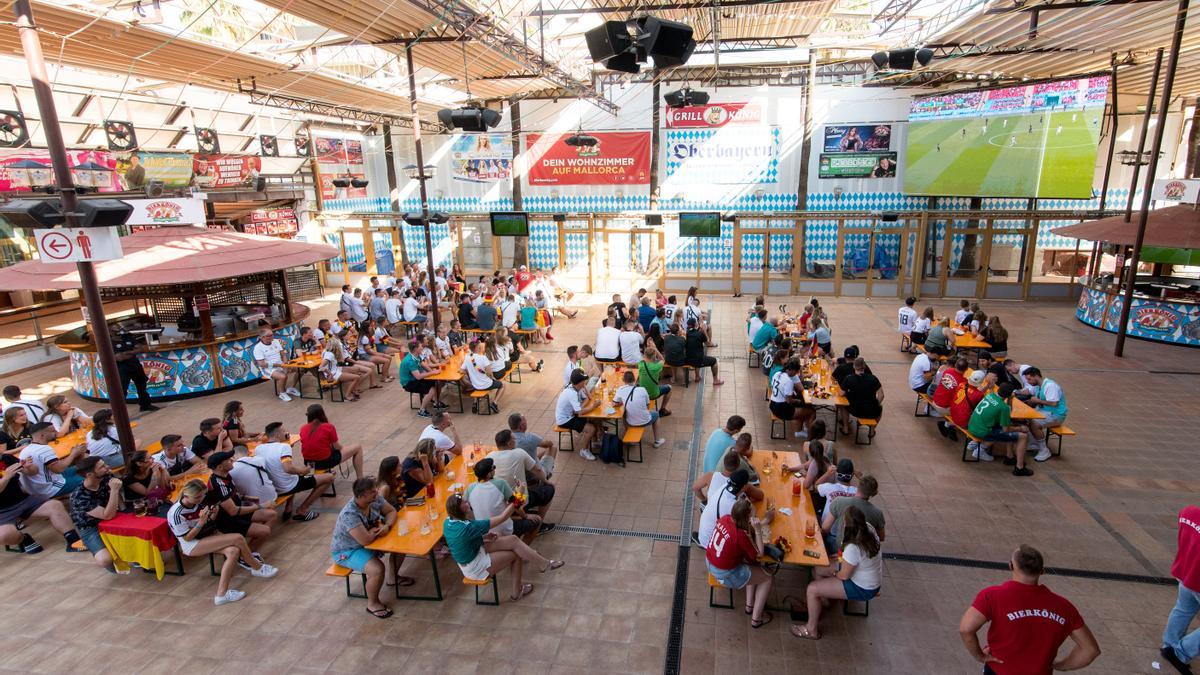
[653, 438, 667, 448]
[579, 449, 598, 461]
[1033, 446, 1052, 463]
[278, 392, 292, 402]
[977, 444, 995, 462]
[214, 589, 246, 606]
[250, 563, 279, 578]
[286, 387, 301, 397]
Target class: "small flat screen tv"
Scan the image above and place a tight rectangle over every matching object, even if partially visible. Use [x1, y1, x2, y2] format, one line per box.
[678, 211, 721, 238]
[490, 211, 529, 236]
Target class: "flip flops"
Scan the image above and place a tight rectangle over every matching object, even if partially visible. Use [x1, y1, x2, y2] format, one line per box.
[751, 612, 774, 628]
[366, 606, 393, 619]
[510, 583, 534, 601]
[790, 625, 820, 640]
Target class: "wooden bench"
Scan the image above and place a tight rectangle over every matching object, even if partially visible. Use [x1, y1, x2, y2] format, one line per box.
[1045, 425, 1075, 457]
[708, 573, 734, 609]
[321, 378, 345, 403]
[853, 418, 878, 445]
[554, 425, 575, 452]
[681, 365, 698, 388]
[748, 345, 760, 369]
[463, 575, 500, 605]
[326, 563, 367, 598]
[843, 591, 875, 617]
[505, 363, 521, 384]
[899, 332, 912, 353]
[306, 462, 338, 498]
[469, 389, 493, 415]
[945, 419, 986, 462]
[622, 425, 645, 464]
[395, 321, 422, 338]
[511, 327, 536, 348]
[770, 413, 787, 440]
[914, 392, 934, 417]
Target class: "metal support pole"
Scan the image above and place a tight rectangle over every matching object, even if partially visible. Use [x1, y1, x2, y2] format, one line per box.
[1124, 48, 1162, 223]
[14, 0, 136, 458]
[382, 124, 408, 266]
[1097, 54, 1118, 212]
[405, 44, 440, 330]
[1115, 0, 1189, 357]
[649, 80, 661, 210]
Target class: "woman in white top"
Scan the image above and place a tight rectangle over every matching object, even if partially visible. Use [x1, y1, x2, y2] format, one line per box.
[461, 339, 502, 412]
[321, 341, 365, 402]
[497, 330, 542, 373]
[45, 395, 91, 439]
[85, 409, 137, 468]
[356, 320, 396, 382]
[685, 287, 717, 348]
[791, 506, 881, 640]
[484, 336, 509, 375]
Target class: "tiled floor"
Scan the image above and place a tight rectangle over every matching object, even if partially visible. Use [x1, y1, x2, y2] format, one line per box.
[1, 291, 1197, 674]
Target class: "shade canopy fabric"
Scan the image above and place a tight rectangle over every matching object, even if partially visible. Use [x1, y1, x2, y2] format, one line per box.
[0, 226, 337, 291]
[1051, 206, 1200, 250]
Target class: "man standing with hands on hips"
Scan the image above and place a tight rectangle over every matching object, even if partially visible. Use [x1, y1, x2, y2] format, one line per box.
[1160, 504, 1200, 674]
[110, 326, 159, 412]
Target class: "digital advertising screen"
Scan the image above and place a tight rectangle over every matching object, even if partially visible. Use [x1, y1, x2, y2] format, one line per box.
[490, 211, 530, 237]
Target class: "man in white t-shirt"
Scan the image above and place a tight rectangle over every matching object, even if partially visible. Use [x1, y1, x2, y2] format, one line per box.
[617, 320, 644, 365]
[662, 297, 679, 326]
[384, 289, 404, 329]
[615, 370, 665, 448]
[898, 297, 918, 335]
[252, 422, 333, 522]
[594, 319, 622, 363]
[556, 371, 601, 460]
[816, 459, 858, 519]
[461, 342, 503, 413]
[498, 297, 520, 331]
[747, 309, 765, 343]
[152, 433, 203, 477]
[465, 458, 542, 537]
[908, 351, 934, 394]
[18, 422, 85, 499]
[229, 453, 278, 505]
[488, 430, 555, 521]
[418, 412, 462, 457]
[694, 463, 756, 548]
[252, 329, 298, 402]
[402, 291, 426, 324]
[769, 361, 814, 439]
[1, 385, 46, 423]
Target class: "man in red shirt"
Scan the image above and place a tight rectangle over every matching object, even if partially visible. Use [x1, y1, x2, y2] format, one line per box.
[950, 370, 989, 429]
[960, 544, 1099, 674]
[1161, 504, 1200, 674]
[933, 357, 969, 439]
[514, 265, 535, 295]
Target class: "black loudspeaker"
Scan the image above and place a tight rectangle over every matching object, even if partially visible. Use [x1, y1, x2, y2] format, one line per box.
[585, 21, 632, 62]
[888, 48, 917, 70]
[638, 17, 695, 68]
[437, 107, 502, 132]
[645, 214, 662, 226]
[75, 199, 134, 228]
[0, 198, 63, 228]
[605, 51, 641, 74]
[552, 214, 566, 222]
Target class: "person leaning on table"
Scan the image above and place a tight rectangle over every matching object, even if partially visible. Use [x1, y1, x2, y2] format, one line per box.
[330, 477, 397, 619]
[706, 498, 775, 628]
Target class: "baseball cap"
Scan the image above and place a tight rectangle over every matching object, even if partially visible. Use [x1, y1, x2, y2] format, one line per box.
[836, 458, 855, 481]
[207, 450, 235, 469]
[727, 469, 750, 492]
[473, 457, 495, 480]
[968, 371, 986, 386]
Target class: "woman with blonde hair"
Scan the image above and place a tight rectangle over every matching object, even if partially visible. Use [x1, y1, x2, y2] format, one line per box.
[167, 479, 279, 606]
[320, 337, 365, 402]
[328, 330, 379, 389]
[923, 316, 955, 357]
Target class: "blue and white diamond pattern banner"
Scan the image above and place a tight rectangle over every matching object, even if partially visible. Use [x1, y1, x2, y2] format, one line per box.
[528, 220, 558, 270]
[664, 127, 781, 185]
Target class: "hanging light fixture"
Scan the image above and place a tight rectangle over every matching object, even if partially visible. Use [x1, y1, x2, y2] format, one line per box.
[403, 164, 437, 180]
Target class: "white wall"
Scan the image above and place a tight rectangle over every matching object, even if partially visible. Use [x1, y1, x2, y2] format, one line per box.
[806, 85, 914, 198]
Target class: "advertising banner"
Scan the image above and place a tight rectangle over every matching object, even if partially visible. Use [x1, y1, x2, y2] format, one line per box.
[244, 207, 299, 236]
[319, 174, 368, 200]
[823, 124, 893, 153]
[525, 132, 650, 186]
[114, 151, 193, 190]
[192, 154, 261, 188]
[664, 127, 780, 184]
[819, 151, 898, 178]
[315, 137, 364, 166]
[0, 149, 121, 192]
[665, 102, 763, 128]
[1152, 178, 1200, 204]
[124, 198, 207, 225]
[449, 133, 512, 183]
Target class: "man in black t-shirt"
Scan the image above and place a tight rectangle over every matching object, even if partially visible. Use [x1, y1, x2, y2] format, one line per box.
[206, 451, 274, 563]
[684, 319, 724, 386]
[68, 457, 120, 569]
[663, 325, 686, 368]
[841, 357, 883, 437]
[0, 454, 82, 554]
[111, 327, 159, 412]
[191, 418, 230, 460]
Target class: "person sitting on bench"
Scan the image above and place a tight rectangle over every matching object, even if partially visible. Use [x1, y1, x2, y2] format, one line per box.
[685, 319, 724, 386]
[769, 360, 814, 439]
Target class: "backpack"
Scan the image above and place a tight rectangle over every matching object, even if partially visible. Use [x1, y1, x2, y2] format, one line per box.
[598, 432, 624, 466]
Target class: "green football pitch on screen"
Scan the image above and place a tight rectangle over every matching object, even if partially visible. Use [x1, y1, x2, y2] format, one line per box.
[902, 109, 1104, 198]
[491, 213, 528, 236]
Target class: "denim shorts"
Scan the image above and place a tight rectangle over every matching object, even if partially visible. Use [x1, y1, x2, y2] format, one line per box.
[654, 384, 672, 398]
[78, 526, 105, 554]
[843, 579, 880, 602]
[332, 548, 379, 573]
[983, 427, 1020, 443]
[706, 559, 751, 589]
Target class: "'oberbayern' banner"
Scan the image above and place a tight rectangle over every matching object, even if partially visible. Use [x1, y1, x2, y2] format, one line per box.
[526, 132, 650, 185]
[192, 154, 261, 188]
[664, 127, 780, 185]
[115, 152, 193, 190]
[665, 102, 763, 128]
[450, 133, 512, 183]
[0, 149, 121, 192]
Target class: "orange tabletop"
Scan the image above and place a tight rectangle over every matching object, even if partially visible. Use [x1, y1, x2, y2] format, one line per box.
[581, 368, 629, 421]
[964, 368, 1044, 421]
[750, 450, 829, 567]
[284, 353, 322, 369]
[801, 359, 848, 408]
[425, 348, 468, 382]
[367, 452, 467, 556]
[50, 422, 137, 459]
[952, 330, 991, 351]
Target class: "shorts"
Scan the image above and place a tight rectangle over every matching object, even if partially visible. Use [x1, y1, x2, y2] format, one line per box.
[332, 547, 379, 573]
[842, 579, 880, 602]
[689, 356, 717, 369]
[595, 356, 619, 364]
[652, 384, 672, 399]
[459, 548, 492, 581]
[1033, 413, 1064, 429]
[849, 404, 882, 420]
[78, 525, 105, 555]
[308, 449, 343, 471]
[100, 454, 125, 469]
[912, 385, 929, 395]
[281, 474, 318, 496]
[706, 559, 751, 590]
[0, 494, 46, 525]
[404, 380, 434, 396]
[769, 401, 796, 420]
[512, 518, 540, 536]
[559, 416, 588, 433]
[527, 483, 555, 509]
[53, 469, 83, 498]
[983, 427, 1020, 444]
[215, 511, 253, 537]
[479, 379, 503, 392]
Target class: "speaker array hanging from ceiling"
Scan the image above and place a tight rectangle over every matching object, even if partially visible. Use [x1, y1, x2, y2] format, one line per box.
[194, 127, 220, 153]
[663, 87, 710, 108]
[871, 48, 934, 71]
[259, 134, 279, 157]
[563, 133, 599, 148]
[104, 120, 137, 151]
[0, 111, 30, 148]
[436, 107, 502, 132]
[294, 132, 312, 157]
[584, 16, 696, 72]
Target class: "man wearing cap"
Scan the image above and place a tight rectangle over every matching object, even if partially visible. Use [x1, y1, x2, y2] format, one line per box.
[696, 467, 766, 550]
[466, 457, 543, 541]
[207, 450, 276, 564]
[950, 370, 989, 429]
[19, 421, 85, 500]
[514, 265, 535, 295]
[253, 328, 299, 403]
[816, 459, 858, 520]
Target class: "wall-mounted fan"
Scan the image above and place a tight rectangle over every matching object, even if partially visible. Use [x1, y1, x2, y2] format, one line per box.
[104, 120, 138, 151]
[259, 134, 279, 157]
[294, 132, 311, 157]
[0, 111, 30, 148]
[194, 126, 220, 154]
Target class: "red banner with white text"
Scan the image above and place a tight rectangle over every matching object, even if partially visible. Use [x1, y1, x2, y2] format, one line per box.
[664, 102, 762, 128]
[525, 132, 650, 185]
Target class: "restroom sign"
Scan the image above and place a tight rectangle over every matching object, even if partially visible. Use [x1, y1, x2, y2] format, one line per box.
[35, 227, 123, 262]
